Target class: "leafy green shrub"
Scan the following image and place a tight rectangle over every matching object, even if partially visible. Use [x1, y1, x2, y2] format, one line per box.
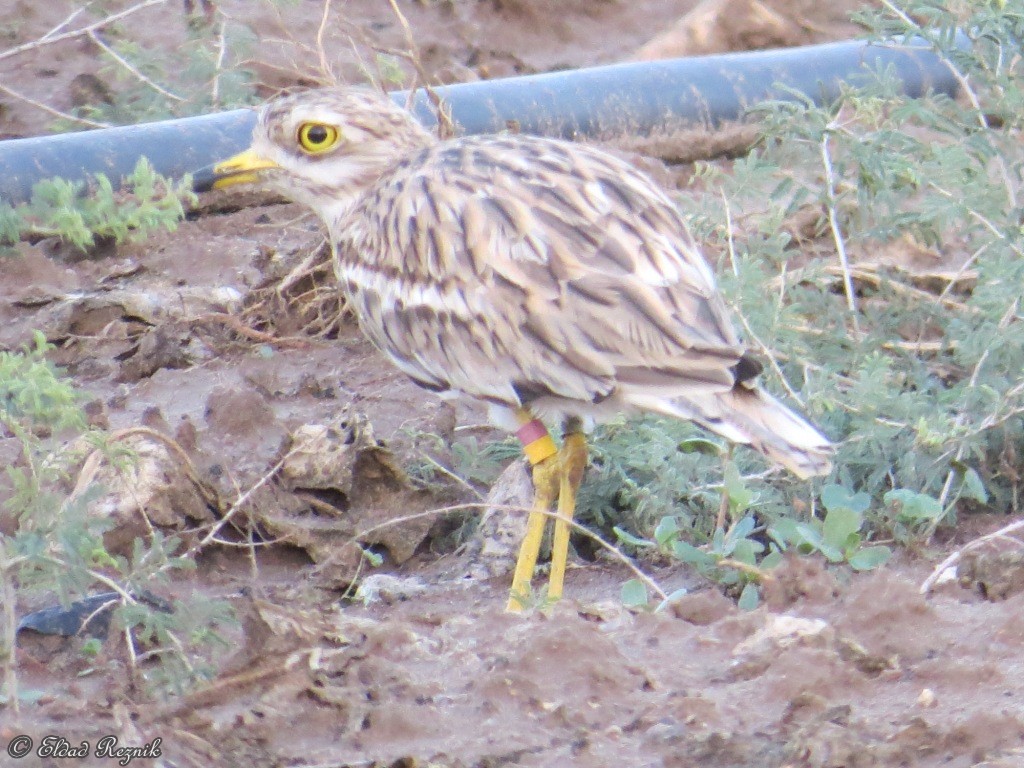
[0, 334, 230, 709]
[0, 158, 195, 253]
[588, 0, 1024, 600]
[57, 15, 260, 128]
[771, 485, 891, 571]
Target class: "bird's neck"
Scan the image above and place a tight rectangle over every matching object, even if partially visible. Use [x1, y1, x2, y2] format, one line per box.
[318, 190, 365, 232]
[317, 140, 432, 232]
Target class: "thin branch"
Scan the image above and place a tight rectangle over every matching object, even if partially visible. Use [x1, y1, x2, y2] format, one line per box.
[180, 450, 294, 560]
[0, 81, 111, 129]
[722, 189, 739, 277]
[933, 306, 1012, 536]
[315, 0, 336, 83]
[927, 181, 1024, 259]
[878, 0, 1017, 208]
[820, 131, 861, 335]
[88, 30, 185, 102]
[0, 0, 170, 63]
[41, 2, 96, 41]
[385, 0, 455, 138]
[730, 304, 806, 406]
[417, 453, 486, 501]
[209, 18, 228, 108]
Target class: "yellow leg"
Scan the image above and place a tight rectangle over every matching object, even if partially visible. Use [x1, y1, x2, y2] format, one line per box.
[547, 431, 587, 602]
[506, 452, 560, 611]
[507, 408, 559, 611]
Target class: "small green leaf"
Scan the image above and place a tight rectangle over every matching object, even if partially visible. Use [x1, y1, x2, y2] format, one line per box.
[796, 521, 842, 562]
[711, 526, 726, 551]
[737, 583, 760, 611]
[731, 515, 756, 541]
[761, 549, 784, 569]
[959, 466, 989, 504]
[843, 532, 862, 555]
[81, 637, 103, 657]
[793, 522, 824, 548]
[720, 569, 742, 586]
[767, 518, 800, 547]
[724, 462, 755, 513]
[820, 483, 871, 515]
[884, 489, 944, 523]
[731, 538, 762, 565]
[613, 526, 653, 549]
[847, 546, 892, 571]
[822, 506, 862, 552]
[360, 547, 384, 567]
[653, 516, 681, 547]
[676, 437, 722, 456]
[621, 578, 649, 608]
[673, 540, 714, 567]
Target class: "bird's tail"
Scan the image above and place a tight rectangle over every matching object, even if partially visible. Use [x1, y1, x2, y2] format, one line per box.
[628, 386, 833, 479]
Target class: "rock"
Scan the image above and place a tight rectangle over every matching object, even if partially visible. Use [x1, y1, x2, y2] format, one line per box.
[632, 0, 800, 60]
[81, 425, 219, 556]
[457, 458, 533, 580]
[356, 574, 429, 605]
[732, 614, 833, 658]
[959, 547, 1024, 600]
[267, 411, 434, 569]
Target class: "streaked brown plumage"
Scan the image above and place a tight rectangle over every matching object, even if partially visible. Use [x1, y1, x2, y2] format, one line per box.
[203, 86, 833, 608]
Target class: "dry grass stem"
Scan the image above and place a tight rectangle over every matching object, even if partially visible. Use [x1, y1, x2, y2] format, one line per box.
[87, 29, 185, 102]
[0, 0, 170, 62]
[0, 81, 111, 129]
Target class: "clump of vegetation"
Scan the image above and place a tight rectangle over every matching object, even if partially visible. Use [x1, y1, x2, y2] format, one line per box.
[595, 0, 1024, 607]
[57, 6, 261, 128]
[0, 158, 195, 253]
[0, 334, 231, 710]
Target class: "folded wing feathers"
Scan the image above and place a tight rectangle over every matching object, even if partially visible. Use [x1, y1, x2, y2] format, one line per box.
[341, 134, 832, 478]
[631, 386, 833, 479]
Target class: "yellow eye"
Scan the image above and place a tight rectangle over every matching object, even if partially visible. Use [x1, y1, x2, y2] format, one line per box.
[297, 122, 340, 153]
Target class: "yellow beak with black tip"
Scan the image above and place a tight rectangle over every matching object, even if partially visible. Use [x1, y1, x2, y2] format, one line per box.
[192, 148, 280, 193]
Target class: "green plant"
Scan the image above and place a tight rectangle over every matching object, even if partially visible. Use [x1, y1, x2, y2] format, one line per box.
[56, 15, 260, 127]
[771, 484, 892, 571]
[0, 334, 231, 710]
[0, 158, 196, 253]
[404, 427, 520, 492]
[590, 0, 1024, 605]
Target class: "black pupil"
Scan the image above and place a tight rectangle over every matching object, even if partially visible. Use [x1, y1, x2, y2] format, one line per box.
[306, 125, 329, 144]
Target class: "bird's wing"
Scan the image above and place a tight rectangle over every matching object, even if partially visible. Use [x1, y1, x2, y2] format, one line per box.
[336, 136, 747, 407]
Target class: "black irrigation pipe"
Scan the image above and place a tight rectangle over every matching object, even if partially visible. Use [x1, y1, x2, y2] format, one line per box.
[0, 36, 962, 205]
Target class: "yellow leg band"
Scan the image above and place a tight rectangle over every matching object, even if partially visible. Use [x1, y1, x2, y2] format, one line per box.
[522, 435, 558, 464]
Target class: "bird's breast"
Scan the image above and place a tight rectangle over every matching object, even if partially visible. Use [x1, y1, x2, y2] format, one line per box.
[336, 262, 481, 323]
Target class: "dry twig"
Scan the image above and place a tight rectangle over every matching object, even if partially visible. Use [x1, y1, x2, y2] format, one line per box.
[0, 0, 170, 62]
[88, 29, 185, 102]
[385, 0, 456, 139]
[0, 81, 111, 129]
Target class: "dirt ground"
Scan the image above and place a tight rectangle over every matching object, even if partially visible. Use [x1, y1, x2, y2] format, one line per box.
[3, 1, 1024, 767]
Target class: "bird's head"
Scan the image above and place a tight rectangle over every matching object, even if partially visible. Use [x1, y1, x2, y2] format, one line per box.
[196, 87, 434, 221]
